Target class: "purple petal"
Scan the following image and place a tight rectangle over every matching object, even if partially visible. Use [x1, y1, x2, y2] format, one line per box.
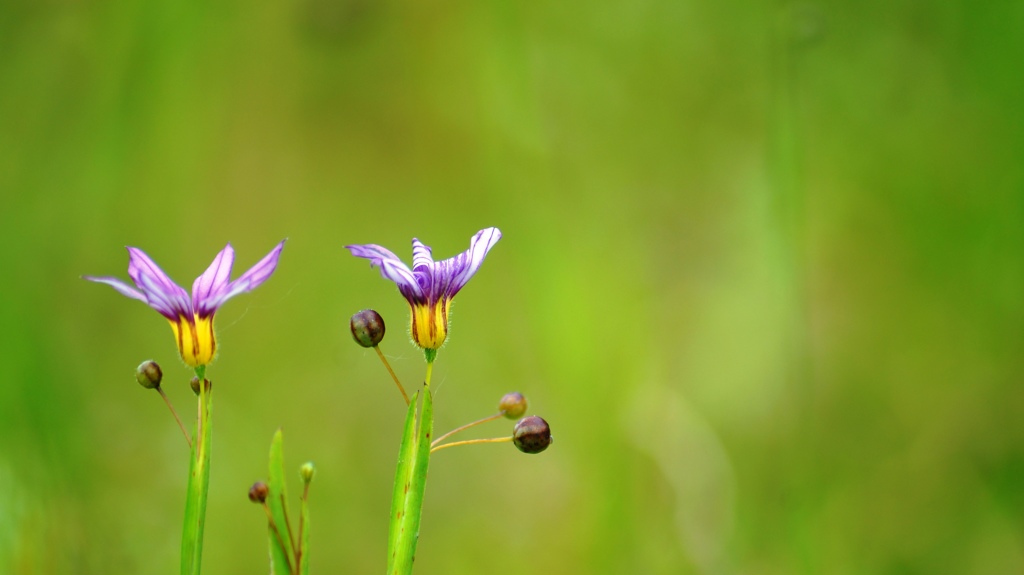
[192, 243, 235, 314]
[204, 239, 287, 313]
[83, 275, 148, 303]
[443, 227, 502, 297]
[346, 243, 425, 300]
[126, 247, 192, 319]
[411, 239, 433, 271]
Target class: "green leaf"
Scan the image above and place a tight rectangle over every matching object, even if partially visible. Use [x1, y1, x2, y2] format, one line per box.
[389, 389, 434, 575]
[181, 379, 212, 575]
[267, 429, 295, 575]
[387, 391, 420, 573]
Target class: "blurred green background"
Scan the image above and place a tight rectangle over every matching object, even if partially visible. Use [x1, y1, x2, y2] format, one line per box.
[2, 0, 1022, 573]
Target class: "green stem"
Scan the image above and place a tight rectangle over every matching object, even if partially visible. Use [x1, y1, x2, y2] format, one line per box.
[181, 377, 212, 575]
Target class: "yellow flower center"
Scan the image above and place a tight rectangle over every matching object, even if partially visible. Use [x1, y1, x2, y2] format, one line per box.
[410, 300, 450, 350]
[168, 314, 217, 367]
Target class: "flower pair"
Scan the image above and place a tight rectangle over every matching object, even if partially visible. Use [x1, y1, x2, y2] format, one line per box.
[86, 228, 500, 367]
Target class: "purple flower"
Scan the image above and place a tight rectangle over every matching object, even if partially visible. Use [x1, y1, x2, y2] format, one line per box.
[85, 240, 286, 367]
[346, 227, 501, 350]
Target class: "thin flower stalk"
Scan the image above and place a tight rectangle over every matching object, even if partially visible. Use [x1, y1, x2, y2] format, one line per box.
[430, 436, 512, 454]
[431, 412, 505, 448]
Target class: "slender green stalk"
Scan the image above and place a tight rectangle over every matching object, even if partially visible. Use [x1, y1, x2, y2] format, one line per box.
[181, 376, 212, 575]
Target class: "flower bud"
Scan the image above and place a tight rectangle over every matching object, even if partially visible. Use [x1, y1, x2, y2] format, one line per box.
[190, 376, 202, 396]
[350, 309, 386, 347]
[300, 462, 316, 485]
[136, 360, 163, 390]
[498, 392, 528, 419]
[513, 416, 552, 454]
[248, 481, 269, 503]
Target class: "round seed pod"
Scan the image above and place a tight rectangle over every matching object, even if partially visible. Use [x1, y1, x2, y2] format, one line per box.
[498, 392, 528, 419]
[350, 309, 386, 347]
[513, 416, 553, 454]
[248, 481, 269, 503]
[136, 360, 163, 390]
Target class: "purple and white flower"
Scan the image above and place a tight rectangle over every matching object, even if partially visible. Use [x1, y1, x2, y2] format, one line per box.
[85, 240, 286, 367]
[346, 228, 501, 351]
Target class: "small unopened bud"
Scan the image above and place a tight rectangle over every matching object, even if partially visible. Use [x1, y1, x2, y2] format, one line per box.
[300, 462, 316, 485]
[248, 481, 269, 503]
[136, 360, 163, 390]
[350, 309, 386, 347]
[190, 377, 202, 396]
[498, 392, 528, 419]
[513, 416, 553, 454]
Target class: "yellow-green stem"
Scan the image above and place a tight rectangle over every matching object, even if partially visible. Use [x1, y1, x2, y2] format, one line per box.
[430, 436, 512, 454]
[431, 412, 505, 448]
[374, 345, 409, 405]
[157, 386, 192, 449]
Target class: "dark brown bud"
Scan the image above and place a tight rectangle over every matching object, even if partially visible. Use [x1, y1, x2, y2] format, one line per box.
[136, 360, 163, 390]
[498, 392, 528, 419]
[190, 377, 202, 396]
[513, 416, 552, 454]
[350, 309, 386, 347]
[248, 481, 269, 503]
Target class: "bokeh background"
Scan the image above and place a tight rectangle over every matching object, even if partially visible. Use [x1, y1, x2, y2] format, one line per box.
[2, 0, 1022, 573]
